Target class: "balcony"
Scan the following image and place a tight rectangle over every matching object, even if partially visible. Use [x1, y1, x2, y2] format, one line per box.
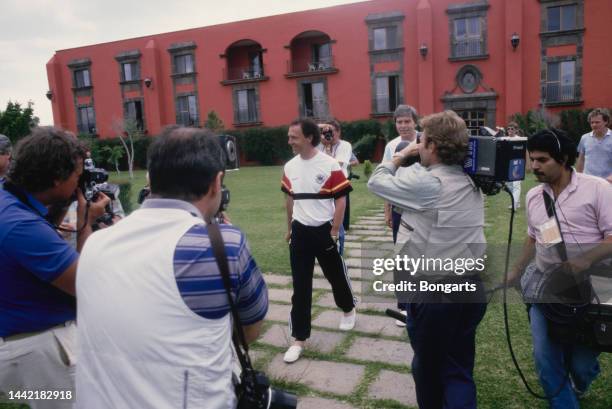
[286, 56, 338, 78]
[450, 38, 488, 61]
[221, 65, 269, 85]
[222, 39, 268, 86]
[542, 83, 582, 106]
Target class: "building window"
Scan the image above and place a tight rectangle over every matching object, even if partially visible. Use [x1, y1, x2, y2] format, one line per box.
[74, 69, 91, 88]
[176, 95, 198, 125]
[312, 43, 332, 69]
[452, 17, 484, 58]
[174, 54, 194, 74]
[125, 100, 144, 130]
[545, 60, 576, 103]
[373, 26, 398, 50]
[235, 89, 258, 123]
[77, 106, 95, 134]
[547, 5, 577, 31]
[301, 81, 327, 118]
[459, 110, 485, 136]
[122, 62, 139, 81]
[375, 76, 399, 113]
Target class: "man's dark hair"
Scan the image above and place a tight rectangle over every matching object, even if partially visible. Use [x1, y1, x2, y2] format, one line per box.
[147, 126, 224, 201]
[7, 127, 86, 193]
[527, 128, 576, 169]
[290, 119, 320, 147]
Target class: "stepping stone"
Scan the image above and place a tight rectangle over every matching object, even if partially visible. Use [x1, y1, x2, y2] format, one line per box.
[368, 236, 394, 242]
[368, 370, 417, 407]
[350, 224, 386, 230]
[344, 242, 361, 249]
[318, 293, 388, 312]
[266, 303, 291, 322]
[360, 216, 385, 220]
[260, 324, 345, 353]
[349, 229, 386, 236]
[297, 397, 357, 409]
[345, 258, 367, 268]
[268, 288, 293, 303]
[357, 220, 384, 225]
[344, 234, 362, 241]
[313, 278, 362, 294]
[312, 311, 406, 338]
[264, 274, 292, 286]
[267, 354, 365, 395]
[361, 249, 393, 258]
[345, 337, 413, 365]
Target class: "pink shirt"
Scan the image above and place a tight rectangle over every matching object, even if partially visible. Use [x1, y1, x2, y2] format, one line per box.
[526, 171, 612, 270]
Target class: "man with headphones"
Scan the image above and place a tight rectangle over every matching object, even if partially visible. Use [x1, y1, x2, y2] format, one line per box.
[508, 128, 612, 408]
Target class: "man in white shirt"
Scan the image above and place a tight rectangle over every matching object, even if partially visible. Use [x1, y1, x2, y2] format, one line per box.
[282, 119, 356, 363]
[576, 108, 612, 183]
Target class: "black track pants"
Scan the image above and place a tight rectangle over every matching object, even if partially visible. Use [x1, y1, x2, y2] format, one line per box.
[289, 220, 355, 341]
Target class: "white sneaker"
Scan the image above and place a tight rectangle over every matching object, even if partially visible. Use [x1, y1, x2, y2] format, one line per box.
[283, 345, 303, 363]
[339, 309, 356, 331]
[395, 310, 407, 327]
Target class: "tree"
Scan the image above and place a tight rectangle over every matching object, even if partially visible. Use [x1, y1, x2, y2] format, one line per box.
[101, 145, 125, 176]
[112, 118, 142, 179]
[0, 101, 39, 143]
[204, 110, 224, 133]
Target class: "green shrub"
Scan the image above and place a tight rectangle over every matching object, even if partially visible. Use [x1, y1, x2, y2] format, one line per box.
[227, 126, 292, 165]
[363, 160, 373, 179]
[339, 119, 382, 144]
[352, 134, 378, 161]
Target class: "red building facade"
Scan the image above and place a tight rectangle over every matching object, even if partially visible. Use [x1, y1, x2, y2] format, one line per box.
[46, 0, 612, 138]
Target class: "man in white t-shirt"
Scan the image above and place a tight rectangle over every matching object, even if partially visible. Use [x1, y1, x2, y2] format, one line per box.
[281, 119, 356, 363]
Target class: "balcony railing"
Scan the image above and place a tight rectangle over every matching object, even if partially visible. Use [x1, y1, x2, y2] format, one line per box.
[451, 38, 485, 58]
[287, 56, 336, 75]
[222, 65, 266, 82]
[543, 83, 580, 104]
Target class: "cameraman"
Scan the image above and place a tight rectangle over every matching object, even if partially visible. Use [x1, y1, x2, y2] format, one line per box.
[0, 134, 11, 187]
[75, 127, 268, 409]
[0, 127, 109, 408]
[318, 119, 353, 234]
[508, 129, 612, 408]
[368, 111, 487, 409]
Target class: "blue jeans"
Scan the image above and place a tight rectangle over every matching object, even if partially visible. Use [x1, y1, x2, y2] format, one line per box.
[529, 305, 600, 409]
[406, 279, 487, 409]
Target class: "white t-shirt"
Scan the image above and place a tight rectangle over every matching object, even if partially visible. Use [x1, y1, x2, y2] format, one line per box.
[282, 151, 352, 226]
[317, 140, 353, 177]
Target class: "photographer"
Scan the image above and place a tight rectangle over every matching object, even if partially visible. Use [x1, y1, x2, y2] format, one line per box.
[0, 134, 11, 187]
[508, 129, 612, 408]
[75, 127, 268, 409]
[0, 127, 109, 409]
[368, 111, 487, 409]
[318, 119, 353, 236]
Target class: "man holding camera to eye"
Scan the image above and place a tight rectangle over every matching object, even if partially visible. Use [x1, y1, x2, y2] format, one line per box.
[318, 119, 353, 236]
[507, 129, 612, 409]
[74, 126, 268, 409]
[368, 111, 487, 409]
[0, 127, 110, 409]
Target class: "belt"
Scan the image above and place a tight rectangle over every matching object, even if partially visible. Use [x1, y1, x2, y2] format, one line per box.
[1, 322, 71, 343]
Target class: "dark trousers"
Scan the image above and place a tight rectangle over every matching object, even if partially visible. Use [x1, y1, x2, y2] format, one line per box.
[406, 278, 487, 409]
[289, 220, 355, 341]
[391, 209, 406, 311]
[342, 193, 351, 231]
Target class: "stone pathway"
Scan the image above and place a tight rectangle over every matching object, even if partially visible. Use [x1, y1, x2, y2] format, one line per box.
[253, 209, 418, 409]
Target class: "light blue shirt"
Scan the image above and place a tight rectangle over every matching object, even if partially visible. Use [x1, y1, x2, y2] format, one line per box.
[578, 129, 612, 179]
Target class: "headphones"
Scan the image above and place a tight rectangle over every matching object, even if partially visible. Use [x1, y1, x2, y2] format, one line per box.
[547, 128, 562, 153]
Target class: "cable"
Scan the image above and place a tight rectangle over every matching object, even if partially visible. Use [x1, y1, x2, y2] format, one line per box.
[501, 183, 570, 400]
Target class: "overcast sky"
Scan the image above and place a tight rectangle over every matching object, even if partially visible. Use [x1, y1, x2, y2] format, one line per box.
[0, 0, 362, 125]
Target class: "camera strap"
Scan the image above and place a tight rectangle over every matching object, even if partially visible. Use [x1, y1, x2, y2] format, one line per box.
[542, 191, 568, 262]
[207, 222, 255, 373]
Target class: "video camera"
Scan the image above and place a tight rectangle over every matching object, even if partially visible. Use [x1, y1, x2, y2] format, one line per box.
[463, 127, 527, 195]
[79, 158, 118, 226]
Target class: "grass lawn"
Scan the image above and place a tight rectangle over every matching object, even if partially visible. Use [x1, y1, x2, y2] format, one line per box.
[2, 165, 609, 409]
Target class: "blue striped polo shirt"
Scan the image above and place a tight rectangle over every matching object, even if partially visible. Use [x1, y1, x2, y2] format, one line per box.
[141, 199, 268, 325]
